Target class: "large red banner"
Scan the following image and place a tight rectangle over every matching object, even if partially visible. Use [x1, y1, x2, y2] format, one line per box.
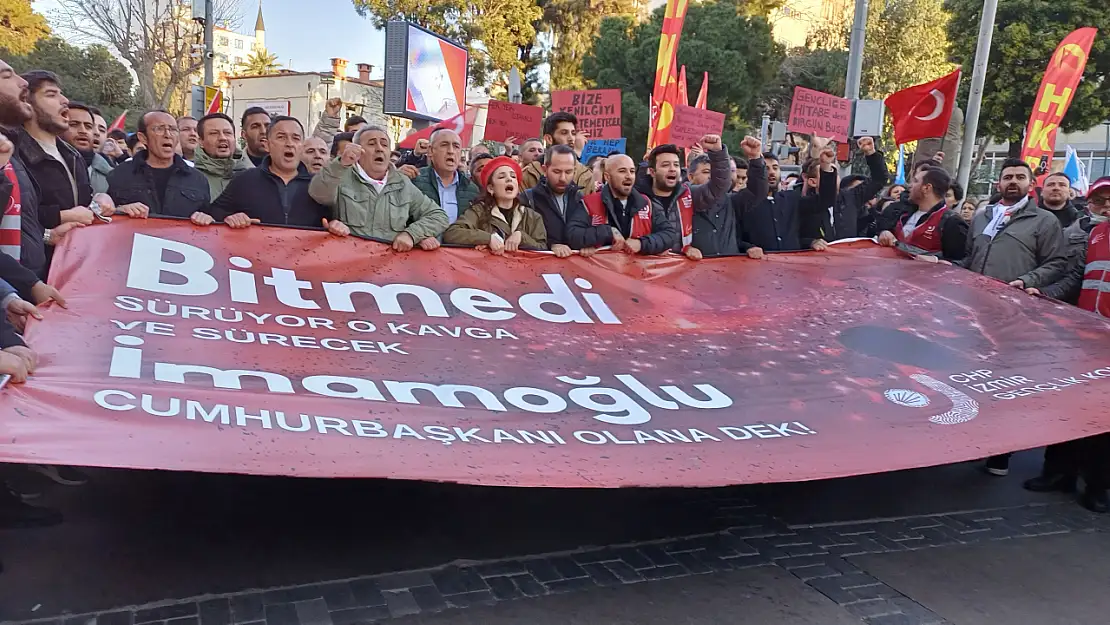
[4, 220, 1110, 487]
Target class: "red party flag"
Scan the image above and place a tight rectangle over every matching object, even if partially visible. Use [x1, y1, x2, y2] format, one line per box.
[695, 72, 708, 109]
[108, 110, 128, 132]
[677, 65, 689, 108]
[399, 106, 480, 149]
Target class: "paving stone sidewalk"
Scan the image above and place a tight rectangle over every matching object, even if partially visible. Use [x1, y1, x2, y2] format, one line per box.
[12, 496, 1109, 625]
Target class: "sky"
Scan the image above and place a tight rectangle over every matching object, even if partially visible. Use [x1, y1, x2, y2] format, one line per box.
[252, 0, 386, 78]
[38, 0, 387, 80]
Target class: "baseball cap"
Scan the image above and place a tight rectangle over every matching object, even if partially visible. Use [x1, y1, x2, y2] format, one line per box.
[1088, 176, 1110, 198]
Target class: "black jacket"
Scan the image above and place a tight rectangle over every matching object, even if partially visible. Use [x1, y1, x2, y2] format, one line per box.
[522, 180, 585, 247]
[693, 193, 742, 256]
[567, 185, 678, 255]
[0, 128, 47, 278]
[811, 151, 888, 241]
[398, 151, 428, 169]
[15, 128, 92, 230]
[107, 151, 210, 218]
[1040, 200, 1082, 230]
[736, 159, 836, 251]
[207, 159, 328, 228]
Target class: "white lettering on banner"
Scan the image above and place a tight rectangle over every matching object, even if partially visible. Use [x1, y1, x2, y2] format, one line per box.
[124, 233, 622, 325]
[106, 337, 733, 426]
[91, 389, 818, 446]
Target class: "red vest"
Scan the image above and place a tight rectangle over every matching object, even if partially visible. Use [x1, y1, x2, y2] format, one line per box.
[895, 206, 947, 253]
[674, 185, 694, 250]
[1078, 220, 1110, 318]
[584, 191, 654, 239]
[1, 163, 21, 261]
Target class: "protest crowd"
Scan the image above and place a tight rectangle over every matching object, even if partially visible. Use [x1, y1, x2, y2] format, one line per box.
[0, 49, 1109, 574]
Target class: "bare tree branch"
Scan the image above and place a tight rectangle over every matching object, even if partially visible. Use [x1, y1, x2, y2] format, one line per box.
[50, 0, 244, 110]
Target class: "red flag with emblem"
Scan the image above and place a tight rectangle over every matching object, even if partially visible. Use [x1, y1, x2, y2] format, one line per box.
[695, 72, 708, 109]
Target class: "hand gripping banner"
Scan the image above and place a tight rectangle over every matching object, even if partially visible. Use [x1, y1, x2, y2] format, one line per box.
[4, 220, 1110, 487]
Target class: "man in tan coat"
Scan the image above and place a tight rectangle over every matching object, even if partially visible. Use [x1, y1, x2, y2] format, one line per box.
[520, 112, 596, 194]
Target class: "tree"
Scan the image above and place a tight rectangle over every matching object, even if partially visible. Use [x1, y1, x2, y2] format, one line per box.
[760, 47, 847, 120]
[861, 0, 953, 102]
[0, 0, 49, 54]
[351, 0, 541, 86]
[582, 0, 784, 158]
[50, 0, 243, 110]
[239, 49, 281, 76]
[2, 36, 137, 122]
[541, 0, 640, 92]
[946, 0, 1110, 152]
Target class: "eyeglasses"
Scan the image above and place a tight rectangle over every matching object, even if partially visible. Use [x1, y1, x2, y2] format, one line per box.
[145, 125, 179, 136]
[1089, 196, 1110, 207]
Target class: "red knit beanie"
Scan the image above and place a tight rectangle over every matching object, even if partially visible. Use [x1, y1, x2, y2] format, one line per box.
[479, 156, 524, 190]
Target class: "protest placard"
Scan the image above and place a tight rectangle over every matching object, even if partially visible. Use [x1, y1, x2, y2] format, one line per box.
[788, 87, 851, 142]
[550, 89, 622, 139]
[669, 105, 725, 148]
[483, 101, 543, 143]
[579, 138, 627, 163]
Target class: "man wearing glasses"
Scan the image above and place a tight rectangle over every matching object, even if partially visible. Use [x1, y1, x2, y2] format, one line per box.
[106, 110, 210, 221]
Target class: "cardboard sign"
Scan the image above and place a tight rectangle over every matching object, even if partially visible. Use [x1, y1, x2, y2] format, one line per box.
[669, 105, 725, 148]
[580, 138, 627, 163]
[550, 89, 622, 139]
[483, 100, 543, 143]
[788, 87, 851, 142]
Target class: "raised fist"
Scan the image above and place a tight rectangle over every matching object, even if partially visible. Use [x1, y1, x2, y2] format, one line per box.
[857, 136, 876, 155]
[700, 134, 723, 152]
[325, 97, 343, 116]
[740, 136, 762, 160]
[340, 143, 364, 167]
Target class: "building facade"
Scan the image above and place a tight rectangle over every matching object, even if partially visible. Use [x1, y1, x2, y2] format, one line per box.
[971, 121, 1110, 197]
[211, 4, 266, 86]
[228, 59, 392, 141]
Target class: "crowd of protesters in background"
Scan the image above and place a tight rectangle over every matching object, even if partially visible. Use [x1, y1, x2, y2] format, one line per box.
[0, 55, 1109, 576]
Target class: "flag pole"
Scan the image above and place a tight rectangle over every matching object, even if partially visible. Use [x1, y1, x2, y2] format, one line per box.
[956, 0, 999, 197]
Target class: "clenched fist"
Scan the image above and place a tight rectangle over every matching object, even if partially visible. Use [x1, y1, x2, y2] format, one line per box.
[325, 97, 343, 116]
[340, 144, 364, 167]
[740, 136, 763, 160]
[700, 134, 723, 152]
[857, 136, 876, 156]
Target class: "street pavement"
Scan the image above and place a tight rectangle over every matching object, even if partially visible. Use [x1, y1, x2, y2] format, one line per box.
[2, 449, 1110, 624]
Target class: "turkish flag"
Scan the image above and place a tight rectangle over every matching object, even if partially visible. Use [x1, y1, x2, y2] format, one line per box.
[398, 106, 479, 150]
[884, 69, 960, 145]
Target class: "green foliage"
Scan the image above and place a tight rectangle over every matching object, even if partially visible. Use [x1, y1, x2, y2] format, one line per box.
[862, 0, 953, 101]
[945, 0, 1110, 146]
[2, 36, 137, 121]
[541, 0, 641, 92]
[582, 0, 784, 158]
[0, 0, 49, 55]
[351, 0, 542, 86]
[760, 47, 847, 120]
[239, 49, 282, 76]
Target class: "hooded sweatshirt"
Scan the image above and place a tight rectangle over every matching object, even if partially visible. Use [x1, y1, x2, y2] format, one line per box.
[193, 146, 254, 200]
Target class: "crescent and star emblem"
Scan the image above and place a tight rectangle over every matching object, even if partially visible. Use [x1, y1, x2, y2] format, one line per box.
[914, 89, 945, 121]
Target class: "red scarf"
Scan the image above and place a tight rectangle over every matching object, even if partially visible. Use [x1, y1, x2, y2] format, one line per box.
[584, 191, 654, 238]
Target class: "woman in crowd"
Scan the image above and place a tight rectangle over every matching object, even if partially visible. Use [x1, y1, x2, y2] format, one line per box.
[444, 156, 548, 254]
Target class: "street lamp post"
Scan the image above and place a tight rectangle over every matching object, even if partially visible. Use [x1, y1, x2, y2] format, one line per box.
[1102, 120, 1110, 177]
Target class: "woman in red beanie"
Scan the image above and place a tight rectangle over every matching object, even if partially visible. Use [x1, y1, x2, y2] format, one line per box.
[444, 156, 548, 254]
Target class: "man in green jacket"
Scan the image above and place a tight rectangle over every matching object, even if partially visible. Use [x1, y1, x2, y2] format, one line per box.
[310, 125, 448, 251]
[404, 128, 478, 224]
[193, 112, 253, 201]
